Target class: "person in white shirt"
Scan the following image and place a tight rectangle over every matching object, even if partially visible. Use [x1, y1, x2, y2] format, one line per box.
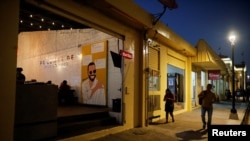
[82, 62, 106, 105]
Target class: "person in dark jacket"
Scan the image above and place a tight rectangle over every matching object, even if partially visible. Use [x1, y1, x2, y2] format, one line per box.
[163, 88, 175, 123]
[58, 80, 71, 104]
[16, 67, 26, 84]
[198, 84, 216, 129]
[225, 89, 231, 100]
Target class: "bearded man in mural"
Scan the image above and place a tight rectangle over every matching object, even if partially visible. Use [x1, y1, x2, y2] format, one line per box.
[82, 62, 106, 105]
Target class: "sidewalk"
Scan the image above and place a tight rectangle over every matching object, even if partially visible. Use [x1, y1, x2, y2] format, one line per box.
[60, 100, 249, 141]
[91, 101, 248, 141]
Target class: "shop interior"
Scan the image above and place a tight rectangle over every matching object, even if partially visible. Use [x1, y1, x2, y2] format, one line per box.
[16, 1, 123, 140]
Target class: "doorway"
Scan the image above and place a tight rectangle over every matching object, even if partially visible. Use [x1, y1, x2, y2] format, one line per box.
[167, 64, 185, 111]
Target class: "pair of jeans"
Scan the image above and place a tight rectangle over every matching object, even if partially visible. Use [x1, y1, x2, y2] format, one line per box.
[201, 106, 213, 127]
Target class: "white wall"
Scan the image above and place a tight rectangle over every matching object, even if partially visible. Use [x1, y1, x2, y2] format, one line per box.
[17, 29, 123, 111]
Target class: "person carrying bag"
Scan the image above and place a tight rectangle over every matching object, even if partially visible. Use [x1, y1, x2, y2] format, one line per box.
[198, 84, 216, 129]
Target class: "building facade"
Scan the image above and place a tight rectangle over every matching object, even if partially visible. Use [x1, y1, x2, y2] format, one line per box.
[1, 0, 244, 140]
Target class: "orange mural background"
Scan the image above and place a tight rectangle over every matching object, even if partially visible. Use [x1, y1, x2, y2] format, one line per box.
[81, 40, 107, 103]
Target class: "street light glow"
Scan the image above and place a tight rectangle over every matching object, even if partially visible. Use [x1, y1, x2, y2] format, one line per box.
[229, 34, 236, 45]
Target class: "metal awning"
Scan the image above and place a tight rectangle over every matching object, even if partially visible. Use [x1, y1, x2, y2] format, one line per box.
[192, 39, 228, 74]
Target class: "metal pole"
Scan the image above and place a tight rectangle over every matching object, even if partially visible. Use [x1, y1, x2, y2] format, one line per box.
[231, 43, 237, 113]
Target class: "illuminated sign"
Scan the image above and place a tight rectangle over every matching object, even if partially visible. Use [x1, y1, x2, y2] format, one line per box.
[120, 50, 133, 59]
[208, 70, 220, 80]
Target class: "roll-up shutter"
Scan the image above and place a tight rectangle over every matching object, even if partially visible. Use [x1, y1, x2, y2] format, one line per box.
[168, 56, 185, 70]
[149, 47, 159, 71]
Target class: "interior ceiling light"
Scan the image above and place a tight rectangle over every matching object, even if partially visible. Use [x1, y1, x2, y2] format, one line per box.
[19, 0, 89, 32]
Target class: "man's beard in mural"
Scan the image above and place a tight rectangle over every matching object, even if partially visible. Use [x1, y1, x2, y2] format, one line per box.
[89, 74, 96, 82]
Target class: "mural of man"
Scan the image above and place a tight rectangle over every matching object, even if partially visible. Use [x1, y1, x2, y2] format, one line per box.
[82, 62, 106, 105]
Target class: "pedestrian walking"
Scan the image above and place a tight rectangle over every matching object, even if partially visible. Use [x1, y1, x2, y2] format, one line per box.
[198, 84, 216, 129]
[163, 88, 175, 123]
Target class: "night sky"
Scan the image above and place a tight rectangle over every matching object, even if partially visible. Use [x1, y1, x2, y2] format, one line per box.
[134, 0, 250, 72]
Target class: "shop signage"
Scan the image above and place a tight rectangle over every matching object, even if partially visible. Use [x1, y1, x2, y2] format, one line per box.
[208, 70, 220, 80]
[120, 50, 133, 59]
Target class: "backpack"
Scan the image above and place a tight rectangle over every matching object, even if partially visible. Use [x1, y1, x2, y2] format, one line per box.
[199, 97, 203, 105]
[198, 91, 206, 105]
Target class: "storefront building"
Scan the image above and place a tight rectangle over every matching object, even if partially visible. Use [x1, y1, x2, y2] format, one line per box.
[192, 39, 229, 103]
[1, 0, 237, 140]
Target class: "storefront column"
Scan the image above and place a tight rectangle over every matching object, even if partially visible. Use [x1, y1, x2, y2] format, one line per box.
[0, 0, 19, 140]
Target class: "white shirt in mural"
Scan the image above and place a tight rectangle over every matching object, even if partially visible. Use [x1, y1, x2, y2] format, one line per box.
[82, 78, 105, 105]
